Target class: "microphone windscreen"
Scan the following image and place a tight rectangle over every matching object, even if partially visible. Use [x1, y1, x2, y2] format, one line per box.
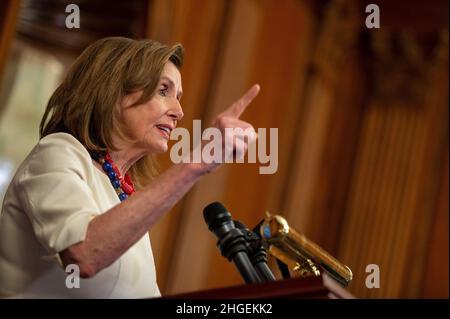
[203, 202, 231, 230]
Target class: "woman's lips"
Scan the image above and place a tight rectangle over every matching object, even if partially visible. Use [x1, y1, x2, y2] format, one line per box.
[156, 124, 172, 139]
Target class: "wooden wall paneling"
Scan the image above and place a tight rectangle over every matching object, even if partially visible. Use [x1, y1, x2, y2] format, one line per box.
[400, 38, 449, 297]
[384, 34, 449, 298]
[339, 102, 386, 297]
[307, 58, 368, 252]
[16, 0, 147, 53]
[337, 29, 449, 298]
[337, 97, 383, 296]
[370, 119, 396, 294]
[219, 0, 317, 287]
[383, 105, 425, 297]
[145, 0, 448, 297]
[0, 0, 20, 115]
[374, 104, 417, 298]
[263, 1, 317, 216]
[283, 77, 333, 234]
[419, 51, 449, 298]
[387, 108, 429, 297]
[146, 0, 230, 293]
[163, 0, 264, 294]
[373, 104, 412, 298]
[339, 100, 394, 298]
[364, 0, 449, 34]
[283, 0, 365, 254]
[375, 106, 416, 298]
[338, 93, 426, 298]
[421, 151, 449, 298]
[146, 0, 180, 42]
[351, 104, 389, 298]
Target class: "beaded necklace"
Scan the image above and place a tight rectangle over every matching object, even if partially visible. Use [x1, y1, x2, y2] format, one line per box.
[92, 151, 135, 201]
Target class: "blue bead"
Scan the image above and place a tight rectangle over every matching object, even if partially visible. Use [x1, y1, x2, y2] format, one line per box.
[119, 193, 128, 201]
[112, 179, 121, 188]
[102, 162, 113, 172]
[263, 225, 271, 239]
[107, 171, 116, 180]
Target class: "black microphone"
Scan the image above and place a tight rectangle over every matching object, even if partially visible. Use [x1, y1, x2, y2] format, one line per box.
[233, 220, 276, 282]
[203, 202, 262, 284]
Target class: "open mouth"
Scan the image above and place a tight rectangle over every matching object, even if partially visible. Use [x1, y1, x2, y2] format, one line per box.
[156, 124, 172, 139]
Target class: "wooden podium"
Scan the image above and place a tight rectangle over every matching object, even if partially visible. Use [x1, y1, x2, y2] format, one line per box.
[164, 274, 355, 299]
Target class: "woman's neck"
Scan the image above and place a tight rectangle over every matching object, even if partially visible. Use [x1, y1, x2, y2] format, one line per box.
[108, 148, 145, 176]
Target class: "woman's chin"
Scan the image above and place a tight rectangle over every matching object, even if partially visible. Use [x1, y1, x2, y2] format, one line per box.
[140, 138, 169, 154]
[152, 142, 169, 154]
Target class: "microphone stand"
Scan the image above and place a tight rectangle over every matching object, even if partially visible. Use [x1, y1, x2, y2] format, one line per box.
[216, 228, 263, 284]
[234, 221, 276, 282]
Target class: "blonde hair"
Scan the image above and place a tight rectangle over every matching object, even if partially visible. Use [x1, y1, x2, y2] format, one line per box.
[40, 37, 184, 188]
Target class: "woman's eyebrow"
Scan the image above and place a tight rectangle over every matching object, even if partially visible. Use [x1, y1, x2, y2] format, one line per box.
[160, 76, 183, 99]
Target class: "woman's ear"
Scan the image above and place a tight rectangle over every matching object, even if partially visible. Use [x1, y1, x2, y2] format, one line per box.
[119, 90, 143, 110]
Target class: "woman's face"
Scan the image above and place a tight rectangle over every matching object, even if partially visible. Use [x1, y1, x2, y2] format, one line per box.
[119, 61, 183, 155]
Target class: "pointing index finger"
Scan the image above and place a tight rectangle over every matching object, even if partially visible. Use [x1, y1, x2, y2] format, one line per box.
[222, 84, 260, 118]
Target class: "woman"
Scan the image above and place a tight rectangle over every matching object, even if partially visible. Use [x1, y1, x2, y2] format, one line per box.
[0, 37, 259, 298]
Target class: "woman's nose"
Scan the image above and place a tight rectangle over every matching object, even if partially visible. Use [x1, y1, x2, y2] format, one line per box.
[168, 99, 184, 120]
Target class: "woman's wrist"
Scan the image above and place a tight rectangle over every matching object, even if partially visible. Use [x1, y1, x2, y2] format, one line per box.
[182, 161, 217, 178]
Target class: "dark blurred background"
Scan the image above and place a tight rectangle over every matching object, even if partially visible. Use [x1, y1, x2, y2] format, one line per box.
[0, 0, 448, 298]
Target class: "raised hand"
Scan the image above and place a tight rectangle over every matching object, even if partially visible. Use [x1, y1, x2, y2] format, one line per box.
[208, 84, 260, 168]
[217, 84, 260, 119]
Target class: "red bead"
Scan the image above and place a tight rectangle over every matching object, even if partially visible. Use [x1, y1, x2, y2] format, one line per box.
[104, 151, 135, 196]
[121, 182, 134, 195]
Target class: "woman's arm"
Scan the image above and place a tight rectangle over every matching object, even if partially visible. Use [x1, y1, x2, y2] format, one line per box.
[60, 162, 206, 278]
[60, 84, 259, 278]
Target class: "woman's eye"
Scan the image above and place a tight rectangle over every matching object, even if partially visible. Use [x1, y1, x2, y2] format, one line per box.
[159, 84, 168, 96]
